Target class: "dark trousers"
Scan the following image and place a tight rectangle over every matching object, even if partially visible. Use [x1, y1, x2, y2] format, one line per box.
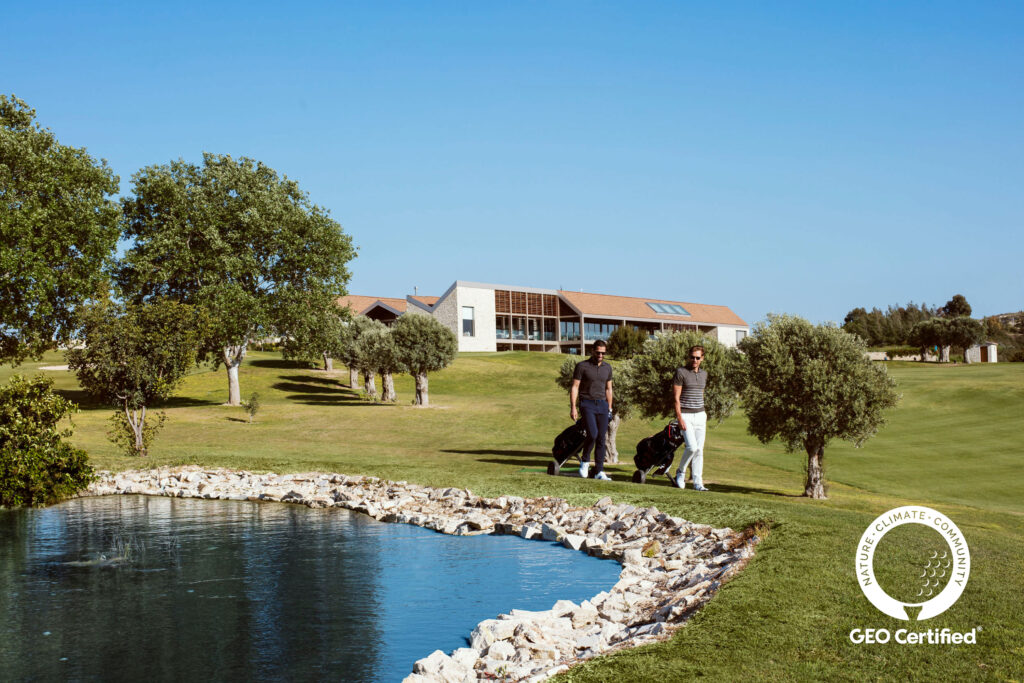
[580, 399, 610, 473]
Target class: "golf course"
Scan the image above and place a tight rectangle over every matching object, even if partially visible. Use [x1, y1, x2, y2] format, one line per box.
[4, 351, 1022, 681]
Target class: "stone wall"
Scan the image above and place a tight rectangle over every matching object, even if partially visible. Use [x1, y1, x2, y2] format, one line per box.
[86, 468, 758, 682]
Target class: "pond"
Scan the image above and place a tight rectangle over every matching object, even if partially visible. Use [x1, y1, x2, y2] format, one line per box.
[0, 495, 620, 682]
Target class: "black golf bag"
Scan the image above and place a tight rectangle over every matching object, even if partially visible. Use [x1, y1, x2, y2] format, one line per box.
[548, 420, 589, 476]
[631, 422, 684, 484]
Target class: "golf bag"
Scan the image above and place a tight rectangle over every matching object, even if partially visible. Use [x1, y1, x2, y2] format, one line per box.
[548, 420, 588, 476]
[631, 422, 684, 484]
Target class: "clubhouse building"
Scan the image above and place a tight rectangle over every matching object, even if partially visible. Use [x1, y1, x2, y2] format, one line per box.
[340, 281, 748, 355]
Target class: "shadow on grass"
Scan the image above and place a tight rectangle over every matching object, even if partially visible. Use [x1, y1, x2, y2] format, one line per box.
[442, 448, 551, 458]
[226, 417, 250, 423]
[55, 389, 220, 410]
[705, 482, 804, 498]
[277, 374, 341, 387]
[249, 359, 314, 370]
[272, 381, 351, 395]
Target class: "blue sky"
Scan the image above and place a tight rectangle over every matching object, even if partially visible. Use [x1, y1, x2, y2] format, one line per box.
[5, 2, 1022, 325]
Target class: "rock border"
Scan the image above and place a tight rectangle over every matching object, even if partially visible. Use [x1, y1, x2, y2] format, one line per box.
[86, 467, 759, 682]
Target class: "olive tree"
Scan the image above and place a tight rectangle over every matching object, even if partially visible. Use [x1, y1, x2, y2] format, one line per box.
[0, 95, 120, 364]
[908, 318, 943, 361]
[67, 299, 206, 456]
[943, 316, 984, 363]
[606, 326, 647, 360]
[739, 314, 900, 499]
[556, 356, 633, 464]
[338, 316, 381, 395]
[618, 330, 744, 425]
[117, 153, 354, 405]
[359, 323, 402, 402]
[392, 314, 457, 406]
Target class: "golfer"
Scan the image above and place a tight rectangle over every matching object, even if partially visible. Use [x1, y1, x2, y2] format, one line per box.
[570, 340, 613, 481]
[672, 344, 709, 491]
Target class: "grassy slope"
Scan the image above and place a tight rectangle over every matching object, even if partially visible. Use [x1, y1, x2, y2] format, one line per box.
[4, 353, 1023, 681]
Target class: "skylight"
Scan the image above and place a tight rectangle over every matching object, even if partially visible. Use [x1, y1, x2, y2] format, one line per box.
[647, 302, 690, 316]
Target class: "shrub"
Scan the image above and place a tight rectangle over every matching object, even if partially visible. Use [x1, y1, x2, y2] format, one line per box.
[243, 392, 261, 423]
[0, 375, 95, 508]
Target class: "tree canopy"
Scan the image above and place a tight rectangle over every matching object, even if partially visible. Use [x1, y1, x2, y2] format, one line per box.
[739, 314, 900, 499]
[606, 326, 647, 360]
[0, 95, 120, 364]
[618, 330, 743, 424]
[117, 153, 355, 404]
[939, 294, 972, 318]
[392, 314, 457, 406]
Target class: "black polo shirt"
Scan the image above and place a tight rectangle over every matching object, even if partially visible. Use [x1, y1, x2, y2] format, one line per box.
[573, 358, 613, 401]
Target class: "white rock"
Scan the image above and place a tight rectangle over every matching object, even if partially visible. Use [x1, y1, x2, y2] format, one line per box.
[486, 640, 516, 660]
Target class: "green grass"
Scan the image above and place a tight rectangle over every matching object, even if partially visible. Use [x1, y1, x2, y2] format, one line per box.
[4, 352, 1023, 681]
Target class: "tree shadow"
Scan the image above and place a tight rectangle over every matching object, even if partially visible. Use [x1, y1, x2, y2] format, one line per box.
[705, 482, 804, 498]
[226, 417, 249, 423]
[249, 359, 313, 370]
[277, 374, 341, 387]
[441, 448, 551, 458]
[478, 457, 554, 469]
[54, 389, 219, 410]
[272, 381, 348, 395]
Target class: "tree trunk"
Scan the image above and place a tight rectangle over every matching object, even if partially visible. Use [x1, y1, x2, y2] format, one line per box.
[224, 344, 247, 406]
[381, 372, 396, 402]
[604, 412, 621, 464]
[940, 345, 951, 363]
[363, 370, 377, 399]
[414, 372, 429, 406]
[804, 441, 827, 499]
[323, 353, 333, 371]
[919, 346, 928, 362]
[349, 367, 359, 389]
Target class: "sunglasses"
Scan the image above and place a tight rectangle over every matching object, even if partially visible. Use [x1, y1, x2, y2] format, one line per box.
[689, 355, 703, 360]
[594, 351, 606, 356]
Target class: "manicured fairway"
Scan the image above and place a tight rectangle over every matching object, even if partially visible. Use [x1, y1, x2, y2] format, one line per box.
[5, 352, 1023, 681]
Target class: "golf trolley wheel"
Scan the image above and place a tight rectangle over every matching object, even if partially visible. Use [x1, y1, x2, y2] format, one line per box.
[632, 470, 647, 484]
[547, 461, 560, 476]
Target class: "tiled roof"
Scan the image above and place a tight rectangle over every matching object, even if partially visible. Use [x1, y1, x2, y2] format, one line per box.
[409, 296, 439, 308]
[557, 290, 747, 327]
[337, 295, 408, 314]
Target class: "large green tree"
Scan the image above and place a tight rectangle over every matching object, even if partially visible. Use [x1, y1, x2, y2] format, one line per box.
[606, 325, 647, 361]
[392, 314, 457, 406]
[739, 314, 900, 499]
[0, 95, 120, 364]
[939, 294, 972, 318]
[618, 330, 744, 425]
[67, 299, 206, 456]
[117, 153, 355, 405]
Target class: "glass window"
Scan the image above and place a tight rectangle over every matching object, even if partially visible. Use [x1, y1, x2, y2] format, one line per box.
[462, 306, 474, 337]
[511, 316, 526, 340]
[495, 315, 510, 339]
[736, 329, 747, 343]
[646, 302, 689, 316]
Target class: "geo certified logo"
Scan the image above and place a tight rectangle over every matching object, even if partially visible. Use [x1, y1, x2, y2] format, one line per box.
[855, 505, 970, 621]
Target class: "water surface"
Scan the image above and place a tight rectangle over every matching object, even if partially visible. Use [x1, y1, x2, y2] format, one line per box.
[0, 495, 618, 682]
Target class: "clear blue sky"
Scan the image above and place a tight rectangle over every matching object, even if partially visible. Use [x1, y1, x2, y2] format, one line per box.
[5, 1, 1022, 325]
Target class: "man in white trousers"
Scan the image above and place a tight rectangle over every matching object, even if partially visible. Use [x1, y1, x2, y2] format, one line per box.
[671, 345, 709, 491]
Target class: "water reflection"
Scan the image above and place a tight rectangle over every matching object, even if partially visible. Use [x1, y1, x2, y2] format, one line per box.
[1, 496, 619, 682]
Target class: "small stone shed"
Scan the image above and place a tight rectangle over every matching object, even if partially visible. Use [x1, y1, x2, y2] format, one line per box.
[965, 342, 998, 363]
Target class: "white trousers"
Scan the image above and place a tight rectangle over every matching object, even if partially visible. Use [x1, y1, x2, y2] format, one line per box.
[678, 410, 707, 486]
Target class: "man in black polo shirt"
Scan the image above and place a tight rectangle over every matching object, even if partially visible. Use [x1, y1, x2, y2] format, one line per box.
[570, 340, 614, 481]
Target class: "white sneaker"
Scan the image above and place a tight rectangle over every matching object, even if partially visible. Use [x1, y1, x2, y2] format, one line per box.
[594, 472, 611, 481]
[693, 483, 709, 492]
[578, 462, 590, 478]
[673, 471, 686, 489]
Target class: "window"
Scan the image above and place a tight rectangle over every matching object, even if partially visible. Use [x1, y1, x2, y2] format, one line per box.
[495, 315, 510, 339]
[736, 329, 747, 344]
[646, 302, 690, 316]
[462, 306, 475, 337]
